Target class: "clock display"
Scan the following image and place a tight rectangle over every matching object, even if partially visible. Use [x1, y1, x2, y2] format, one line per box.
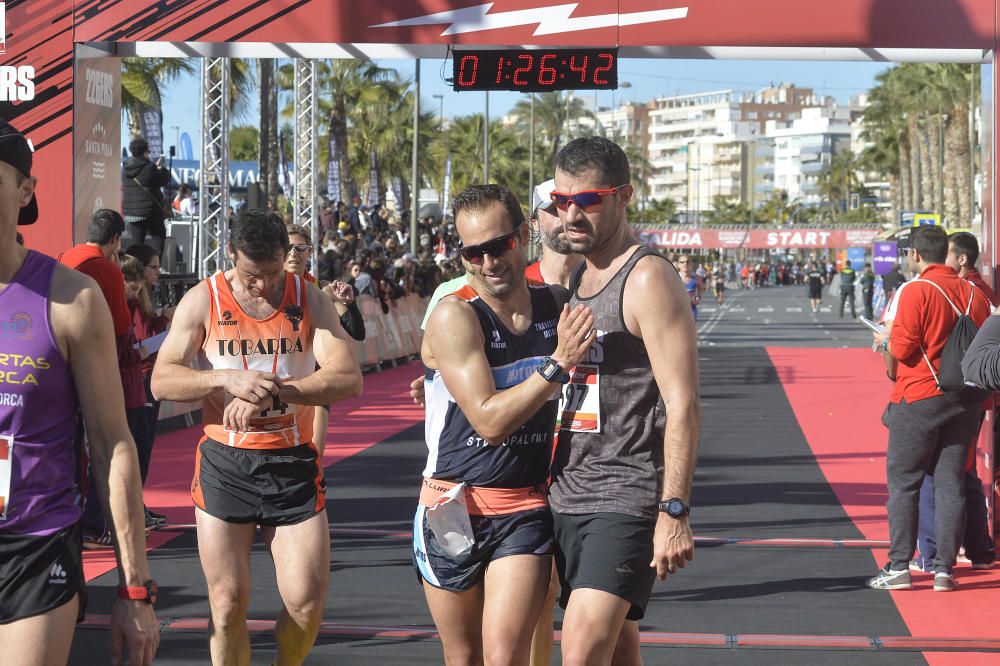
[452, 48, 618, 92]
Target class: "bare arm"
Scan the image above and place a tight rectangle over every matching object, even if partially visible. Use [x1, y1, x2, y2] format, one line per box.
[278, 281, 362, 406]
[625, 256, 700, 579]
[150, 281, 280, 403]
[51, 268, 158, 663]
[425, 296, 594, 444]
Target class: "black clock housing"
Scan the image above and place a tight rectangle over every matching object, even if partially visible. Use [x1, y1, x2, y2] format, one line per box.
[452, 48, 618, 92]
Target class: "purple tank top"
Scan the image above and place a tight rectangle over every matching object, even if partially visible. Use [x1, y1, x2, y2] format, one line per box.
[0, 251, 80, 535]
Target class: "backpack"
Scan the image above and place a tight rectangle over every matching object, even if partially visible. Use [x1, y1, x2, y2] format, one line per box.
[914, 278, 982, 392]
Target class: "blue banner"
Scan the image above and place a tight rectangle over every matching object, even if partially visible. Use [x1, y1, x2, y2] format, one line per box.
[391, 177, 404, 211]
[327, 134, 340, 202]
[367, 147, 380, 208]
[142, 109, 164, 158]
[847, 247, 867, 272]
[442, 153, 453, 216]
[180, 132, 194, 161]
[167, 159, 290, 192]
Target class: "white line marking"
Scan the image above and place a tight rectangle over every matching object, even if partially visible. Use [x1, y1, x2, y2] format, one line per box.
[787, 307, 802, 313]
[758, 307, 773, 313]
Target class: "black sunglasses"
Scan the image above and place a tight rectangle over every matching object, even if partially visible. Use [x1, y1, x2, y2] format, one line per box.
[460, 225, 522, 265]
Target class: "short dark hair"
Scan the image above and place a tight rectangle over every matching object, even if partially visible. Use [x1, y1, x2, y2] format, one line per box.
[87, 209, 125, 244]
[554, 136, 630, 188]
[229, 208, 289, 262]
[129, 137, 149, 157]
[911, 225, 949, 264]
[949, 231, 980, 266]
[452, 184, 524, 233]
[845, 260, 852, 267]
[124, 243, 159, 267]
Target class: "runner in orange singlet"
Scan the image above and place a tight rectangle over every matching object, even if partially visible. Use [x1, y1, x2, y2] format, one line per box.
[152, 209, 362, 666]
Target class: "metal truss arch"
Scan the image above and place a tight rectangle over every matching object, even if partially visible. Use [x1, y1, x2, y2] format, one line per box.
[198, 57, 231, 278]
[293, 59, 319, 272]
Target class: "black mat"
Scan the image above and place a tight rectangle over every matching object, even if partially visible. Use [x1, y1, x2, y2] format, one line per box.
[68, 340, 926, 664]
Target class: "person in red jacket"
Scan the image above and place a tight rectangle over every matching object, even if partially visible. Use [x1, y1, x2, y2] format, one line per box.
[912, 232, 997, 573]
[60, 210, 150, 546]
[869, 225, 992, 592]
[123, 244, 173, 528]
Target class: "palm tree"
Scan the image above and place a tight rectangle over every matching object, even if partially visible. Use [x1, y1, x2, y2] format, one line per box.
[121, 57, 196, 141]
[817, 150, 862, 221]
[510, 92, 595, 169]
[428, 114, 529, 206]
[315, 60, 397, 203]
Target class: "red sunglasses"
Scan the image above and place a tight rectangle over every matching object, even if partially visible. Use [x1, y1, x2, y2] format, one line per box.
[550, 184, 628, 211]
[459, 225, 522, 264]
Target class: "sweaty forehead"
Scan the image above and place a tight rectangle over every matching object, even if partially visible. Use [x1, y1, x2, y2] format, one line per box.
[456, 201, 517, 246]
[554, 166, 609, 192]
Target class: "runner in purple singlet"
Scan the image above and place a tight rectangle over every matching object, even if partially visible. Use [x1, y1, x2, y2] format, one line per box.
[0, 119, 158, 665]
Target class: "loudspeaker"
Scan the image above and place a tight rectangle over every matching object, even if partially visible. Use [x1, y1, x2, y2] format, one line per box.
[247, 182, 264, 210]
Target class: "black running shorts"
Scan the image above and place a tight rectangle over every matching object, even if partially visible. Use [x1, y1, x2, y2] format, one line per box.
[0, 522, 86, 624]
[192, 437, 326, 526]
[552, 512, 657, 621]
[413, 506, 553, 591]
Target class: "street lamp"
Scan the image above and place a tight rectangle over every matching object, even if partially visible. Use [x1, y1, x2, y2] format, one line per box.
[432, 94, 444, 124]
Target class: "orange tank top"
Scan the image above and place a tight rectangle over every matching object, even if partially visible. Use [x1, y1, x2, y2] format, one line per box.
[201, 271, 316, 450]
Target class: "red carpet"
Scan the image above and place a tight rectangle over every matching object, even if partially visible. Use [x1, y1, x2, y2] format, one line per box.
[770, 348, 1000, 664]
[83, 364, 424, 580]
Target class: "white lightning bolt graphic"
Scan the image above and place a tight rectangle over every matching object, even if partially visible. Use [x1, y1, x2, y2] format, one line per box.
[371, 2, 688, 37]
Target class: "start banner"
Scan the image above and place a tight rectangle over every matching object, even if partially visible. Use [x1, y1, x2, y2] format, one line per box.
[634, 228, 881, 249]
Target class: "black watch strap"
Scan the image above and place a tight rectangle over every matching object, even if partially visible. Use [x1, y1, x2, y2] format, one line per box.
[659, 497, 690, 518]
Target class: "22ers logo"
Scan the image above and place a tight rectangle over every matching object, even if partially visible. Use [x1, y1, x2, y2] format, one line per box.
[0, 3, 36, 102]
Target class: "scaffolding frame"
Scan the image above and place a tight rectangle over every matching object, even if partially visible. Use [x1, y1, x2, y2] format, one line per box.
[198, 57, 230, 278]
[293, 59, 319, 274]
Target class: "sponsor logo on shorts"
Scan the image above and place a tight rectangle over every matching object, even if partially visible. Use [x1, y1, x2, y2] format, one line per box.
[615, 564, 634, 576]
[48, 562, 68, 585]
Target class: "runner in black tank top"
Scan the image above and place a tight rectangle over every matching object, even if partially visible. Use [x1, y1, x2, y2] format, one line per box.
[549, 136, 701, 665]
[418, 184, 596, 666]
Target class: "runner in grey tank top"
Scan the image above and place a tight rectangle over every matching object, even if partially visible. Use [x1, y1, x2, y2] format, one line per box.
[549, 245, 667, 519]
[547, 136, 700, 664]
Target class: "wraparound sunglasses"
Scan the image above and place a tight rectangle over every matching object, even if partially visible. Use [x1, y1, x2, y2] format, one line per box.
[460, 224, 522, 264]
[550, 184, 629, 211]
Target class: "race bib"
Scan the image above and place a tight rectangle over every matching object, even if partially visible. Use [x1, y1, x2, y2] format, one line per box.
[557, 364, 601, 433]
[223, 385, 296, 433]
[0, 435, 12, 520]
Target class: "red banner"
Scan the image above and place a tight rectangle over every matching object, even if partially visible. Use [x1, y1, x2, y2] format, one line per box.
[71, 1, 993, 49]
[634, 228, 881, 249]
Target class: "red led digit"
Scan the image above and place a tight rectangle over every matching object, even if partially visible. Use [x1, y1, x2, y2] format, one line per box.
[457, 54, 479, 87]
[569, 54, 588, 83]
[512, 53, 533, 87]
[539, 53, 557, 85]
[495, 56, 504, 84]
[593, 52, 614, 85]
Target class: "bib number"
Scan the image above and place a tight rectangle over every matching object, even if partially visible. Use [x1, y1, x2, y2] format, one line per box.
[557, 364, 601, 433]
[0, 435, 13, 520]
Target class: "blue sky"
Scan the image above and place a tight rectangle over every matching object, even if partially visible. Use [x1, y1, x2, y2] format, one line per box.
[146, 58, 894, 156]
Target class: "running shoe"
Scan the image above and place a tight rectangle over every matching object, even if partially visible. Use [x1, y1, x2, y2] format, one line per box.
[971, 561, 995, 570]
[82, 531, 114, 550]
[867, 564, 911, 590]
[933, 572, 958, 592]
[909, 559, 932, 573]
[144, 507, 167, 530]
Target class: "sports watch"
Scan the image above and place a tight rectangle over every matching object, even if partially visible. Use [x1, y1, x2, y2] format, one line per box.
[118, 580, 158, 605]
[659, 498, 690, 518]
[536, 356, 568, 383]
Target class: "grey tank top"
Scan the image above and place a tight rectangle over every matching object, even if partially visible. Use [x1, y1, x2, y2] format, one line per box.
[549, 245, 667, 520]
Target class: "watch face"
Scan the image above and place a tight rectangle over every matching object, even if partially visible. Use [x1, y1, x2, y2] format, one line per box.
[668, 500, 684, 515]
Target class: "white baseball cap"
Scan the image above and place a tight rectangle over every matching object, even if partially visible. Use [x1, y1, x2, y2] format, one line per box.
[531, 179, 557, 218]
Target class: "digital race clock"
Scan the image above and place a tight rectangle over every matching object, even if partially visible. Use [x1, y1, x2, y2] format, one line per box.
[452, 48, 618, 92]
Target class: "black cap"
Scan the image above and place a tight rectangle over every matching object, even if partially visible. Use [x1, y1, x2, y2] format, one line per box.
[0, 118, 38, 225]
